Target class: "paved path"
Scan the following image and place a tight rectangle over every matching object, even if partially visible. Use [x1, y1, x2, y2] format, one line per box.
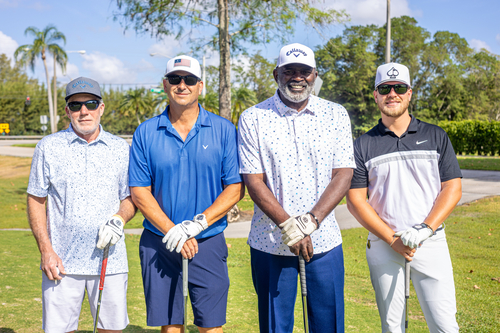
[2, 145, 500, 238]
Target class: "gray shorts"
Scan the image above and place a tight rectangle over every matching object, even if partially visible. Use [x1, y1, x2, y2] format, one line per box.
[42, 272, 129, 332]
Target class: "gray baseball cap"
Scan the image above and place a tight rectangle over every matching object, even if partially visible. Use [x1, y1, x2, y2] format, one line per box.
[65, 77, 102, 101]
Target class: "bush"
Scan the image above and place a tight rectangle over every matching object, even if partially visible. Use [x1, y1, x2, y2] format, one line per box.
[439, 120, 500, 155]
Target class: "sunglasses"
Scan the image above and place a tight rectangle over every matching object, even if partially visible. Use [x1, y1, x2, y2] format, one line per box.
[67, 100, 100, 112]
[165, 75, 200, 86]
[377, 84, 409, 95]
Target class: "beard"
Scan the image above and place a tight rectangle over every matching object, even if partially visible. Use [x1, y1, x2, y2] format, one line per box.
[278, 79, 315, 103]
[378, 96, 411, 118]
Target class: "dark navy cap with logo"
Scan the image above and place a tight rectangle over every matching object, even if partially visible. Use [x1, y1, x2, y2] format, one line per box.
[65, 77, 102, 101]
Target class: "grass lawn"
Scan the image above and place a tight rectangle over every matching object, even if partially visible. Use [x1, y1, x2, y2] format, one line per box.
[11, 144, 37, 148]
[457, 156, 500, 171]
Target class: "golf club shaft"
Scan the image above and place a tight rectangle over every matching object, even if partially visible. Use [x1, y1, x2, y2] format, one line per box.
[183, 257, 188, 332]
[299, 254, 309, 333]
[93, 243, 110, 333]
[405, 259, 410, 332]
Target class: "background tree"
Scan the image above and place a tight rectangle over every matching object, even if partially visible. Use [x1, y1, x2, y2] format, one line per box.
[113, 0, 348, 122]
[120, 88, 163, 125]
[14, 25, 66, 134]
[234, 51, 276, 103]
[49, 45, 67, 130]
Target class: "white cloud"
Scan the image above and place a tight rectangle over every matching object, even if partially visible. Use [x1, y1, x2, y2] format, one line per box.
[81, 52, 135, 84]
[0, 30, 19, 64]
[496, 34, 500, 45]
[319, 0, 417, 26]
[469, 39, 492, 52]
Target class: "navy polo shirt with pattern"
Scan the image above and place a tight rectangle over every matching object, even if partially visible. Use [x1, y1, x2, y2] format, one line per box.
[129, 104, 242, 238]
[350, 115, 462, 233]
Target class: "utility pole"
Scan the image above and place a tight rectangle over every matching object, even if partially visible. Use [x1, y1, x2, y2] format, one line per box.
[386, 0, 391, 63]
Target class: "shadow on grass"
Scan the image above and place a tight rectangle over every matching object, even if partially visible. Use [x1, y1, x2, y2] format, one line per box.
[0, 328, 15, 333]
[76, 324, 199, 332]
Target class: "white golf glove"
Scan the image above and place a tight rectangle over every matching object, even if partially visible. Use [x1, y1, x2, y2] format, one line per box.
[399, 223, 434, 249]
[280, 214, 318, 247]
[97, 215, 124, 249]
[163, 214, 208, 253]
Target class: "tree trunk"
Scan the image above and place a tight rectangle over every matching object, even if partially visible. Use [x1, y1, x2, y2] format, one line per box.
[53, 56, 58, 132]
[42, 50, 55, 134]
[217, 0, 231, 121]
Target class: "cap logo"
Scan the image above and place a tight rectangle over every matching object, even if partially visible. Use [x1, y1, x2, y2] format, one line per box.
[72, 80, 94, 89]
[174, 58, 191, 67]
[286, 48, 307, 58]
[387, 67, 399, 79]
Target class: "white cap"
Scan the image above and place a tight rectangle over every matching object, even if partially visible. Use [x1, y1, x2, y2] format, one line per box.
[165, 55, 201, 79]
[276, 43, 316, 68]
[375, 62, 411, 88]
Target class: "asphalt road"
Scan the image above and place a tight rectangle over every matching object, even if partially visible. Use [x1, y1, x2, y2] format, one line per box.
[2, 144, 499, 238]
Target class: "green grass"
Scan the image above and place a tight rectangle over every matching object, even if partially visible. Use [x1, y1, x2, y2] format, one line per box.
[457, 156, 500, 171]
[11, 144, 37, 148]
[1, 197, 499, 332]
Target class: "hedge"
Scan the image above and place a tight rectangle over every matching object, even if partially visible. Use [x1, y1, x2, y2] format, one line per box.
[438, 120, 500, 156]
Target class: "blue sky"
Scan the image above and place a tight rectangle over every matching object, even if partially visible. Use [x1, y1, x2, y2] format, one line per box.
[0, 0, 499, 90]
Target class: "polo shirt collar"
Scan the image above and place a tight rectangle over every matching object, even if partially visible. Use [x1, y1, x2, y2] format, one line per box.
[67, 124, 108, 145]
[377, 114, 418, 136]
[158, 104, 212, 132]
[272, 90, 318, 116]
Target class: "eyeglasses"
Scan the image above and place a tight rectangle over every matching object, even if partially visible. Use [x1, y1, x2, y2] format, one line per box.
[165, 75, 200, 86]
[67, 100, 100, 112]
[377, 84, 409, 95]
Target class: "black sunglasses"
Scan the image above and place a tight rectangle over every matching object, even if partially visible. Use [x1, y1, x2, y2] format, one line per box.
[67, 100, 100, 112]
[165, 75, 200, 86]
[377, 84, 409, 95]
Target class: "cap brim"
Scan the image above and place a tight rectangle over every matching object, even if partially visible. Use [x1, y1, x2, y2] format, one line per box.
[375, 79, 411, 88]
[65, 93, 102, 101]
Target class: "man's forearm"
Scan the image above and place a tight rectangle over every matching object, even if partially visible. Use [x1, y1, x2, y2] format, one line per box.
[203, 182, 245, 225]
[115, 196, 137, 224]
[27, 194, 53, 254]
[130, 186, 174, 234]
[423, 178, 462, 231]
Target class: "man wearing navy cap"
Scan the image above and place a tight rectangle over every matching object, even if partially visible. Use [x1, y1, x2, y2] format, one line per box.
[238, 43, 355, 332]
[129, 55, 243, 332]
[27, 77, 136, 332]
[347, 63, 461, 332]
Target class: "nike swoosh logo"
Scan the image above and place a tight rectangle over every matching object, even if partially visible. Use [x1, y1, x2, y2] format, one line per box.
[416, 140, 428, 145]
[203, 145, 208, 149]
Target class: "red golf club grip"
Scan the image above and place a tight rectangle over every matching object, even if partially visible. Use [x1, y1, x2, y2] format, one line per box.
[99, 244, 110, 290]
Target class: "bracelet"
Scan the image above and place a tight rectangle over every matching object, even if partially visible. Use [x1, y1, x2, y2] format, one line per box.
[307, 211, 320, 227]
[390, 234, 398, 247]
[422, 222, 435, 234]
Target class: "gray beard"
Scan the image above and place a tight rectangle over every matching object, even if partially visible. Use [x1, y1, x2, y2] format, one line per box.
[278, 80, 315, 103]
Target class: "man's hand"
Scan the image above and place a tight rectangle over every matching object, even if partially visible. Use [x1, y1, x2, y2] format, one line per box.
[41, 250, 65, 281]
[163, 214, 208, 253]
[97, 215, 124, 249]
[398, 224, 434, 249]
[280, 214, 318, 247]
[289, 236, 314, 261]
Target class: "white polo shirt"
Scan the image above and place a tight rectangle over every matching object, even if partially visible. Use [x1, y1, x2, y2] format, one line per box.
[238, 91, 356, 256]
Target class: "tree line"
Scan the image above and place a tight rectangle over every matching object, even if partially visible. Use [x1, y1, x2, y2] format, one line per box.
[1, 16, 499, 137]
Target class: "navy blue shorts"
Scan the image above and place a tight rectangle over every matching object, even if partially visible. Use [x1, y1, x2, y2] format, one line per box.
[139, 229, 229, 328]
[251, 245, 344, 333]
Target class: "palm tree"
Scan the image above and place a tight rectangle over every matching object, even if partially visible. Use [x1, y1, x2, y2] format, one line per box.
[231, 86, 257, 127]
[50, 46, 67, 130]
[14, 25, 66, 134]
[120, 88, 161, 125]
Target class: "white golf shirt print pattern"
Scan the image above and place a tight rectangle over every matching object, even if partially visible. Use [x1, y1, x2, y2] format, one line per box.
[238, 92, 356, 256]
[27, 125, 130, 275]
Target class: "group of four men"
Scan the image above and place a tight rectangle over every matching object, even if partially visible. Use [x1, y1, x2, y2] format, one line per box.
[27, 43, 461, 333]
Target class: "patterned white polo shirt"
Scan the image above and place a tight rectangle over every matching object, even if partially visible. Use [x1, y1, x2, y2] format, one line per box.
[238, 91, 356, 256]
[27, 125, 130, 275]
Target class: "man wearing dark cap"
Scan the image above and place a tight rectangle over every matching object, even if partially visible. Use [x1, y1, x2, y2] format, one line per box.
[238, 43, 355, 332]
[129, 55, 243, 332]
[27, 77, 136, 332]
[347, 62, 461, 332]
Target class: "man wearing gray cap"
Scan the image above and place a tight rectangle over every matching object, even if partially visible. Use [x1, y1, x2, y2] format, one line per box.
[347, 62, 461, 332]
[27, 77, 136, 332]
[238, 43, 355, 332]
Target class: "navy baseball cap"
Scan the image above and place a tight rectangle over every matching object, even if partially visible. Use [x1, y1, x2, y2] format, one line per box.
[65, 77, 102, 101]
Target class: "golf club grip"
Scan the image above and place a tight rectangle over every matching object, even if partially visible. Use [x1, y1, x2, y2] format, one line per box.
[183, 257, 189, 297]
[405, 259, 410, 298]
[299, 255, 307, 297]
[99, 244, 110, 290]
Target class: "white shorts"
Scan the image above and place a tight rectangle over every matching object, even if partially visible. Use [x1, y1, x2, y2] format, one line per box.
[366, 229, 459, 333]
[42, 272, 129, 332]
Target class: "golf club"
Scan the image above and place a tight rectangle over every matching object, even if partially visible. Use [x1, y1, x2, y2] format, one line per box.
[299, 254, 309, 333]
[405, 259, 410, 332]
[183, 257, 189, 333]
[93, 243, 110, 333]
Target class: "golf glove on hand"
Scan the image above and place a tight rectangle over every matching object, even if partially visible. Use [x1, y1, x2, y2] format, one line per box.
[97, 215, 124, 249]
[163, 214, 208, 253]
[280, 214, 318, 247]
[399, 223, 434, 249]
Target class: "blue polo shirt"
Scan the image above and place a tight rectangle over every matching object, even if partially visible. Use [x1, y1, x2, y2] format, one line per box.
[129, 104, 242, 238]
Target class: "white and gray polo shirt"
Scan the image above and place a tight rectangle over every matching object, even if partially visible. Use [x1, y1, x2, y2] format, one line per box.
[350, 115, 462, 232]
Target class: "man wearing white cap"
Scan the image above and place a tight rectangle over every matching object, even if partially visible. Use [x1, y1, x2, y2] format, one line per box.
[238, 43, 356, 332]
[346, 62, 461, 332]
[129, 55, 243, 332]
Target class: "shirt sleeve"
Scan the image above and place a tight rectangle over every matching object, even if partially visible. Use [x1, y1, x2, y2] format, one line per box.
[27, 142, 50, 198]
[331, 105, 356, 169]
[438, 130, 462, 182]
[350, 137, 369, 189]
[238, 109, 264, 174]
[128, 125, 152, 187]
[119, 142, 131, 200]
[221, 124, 243, 185]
